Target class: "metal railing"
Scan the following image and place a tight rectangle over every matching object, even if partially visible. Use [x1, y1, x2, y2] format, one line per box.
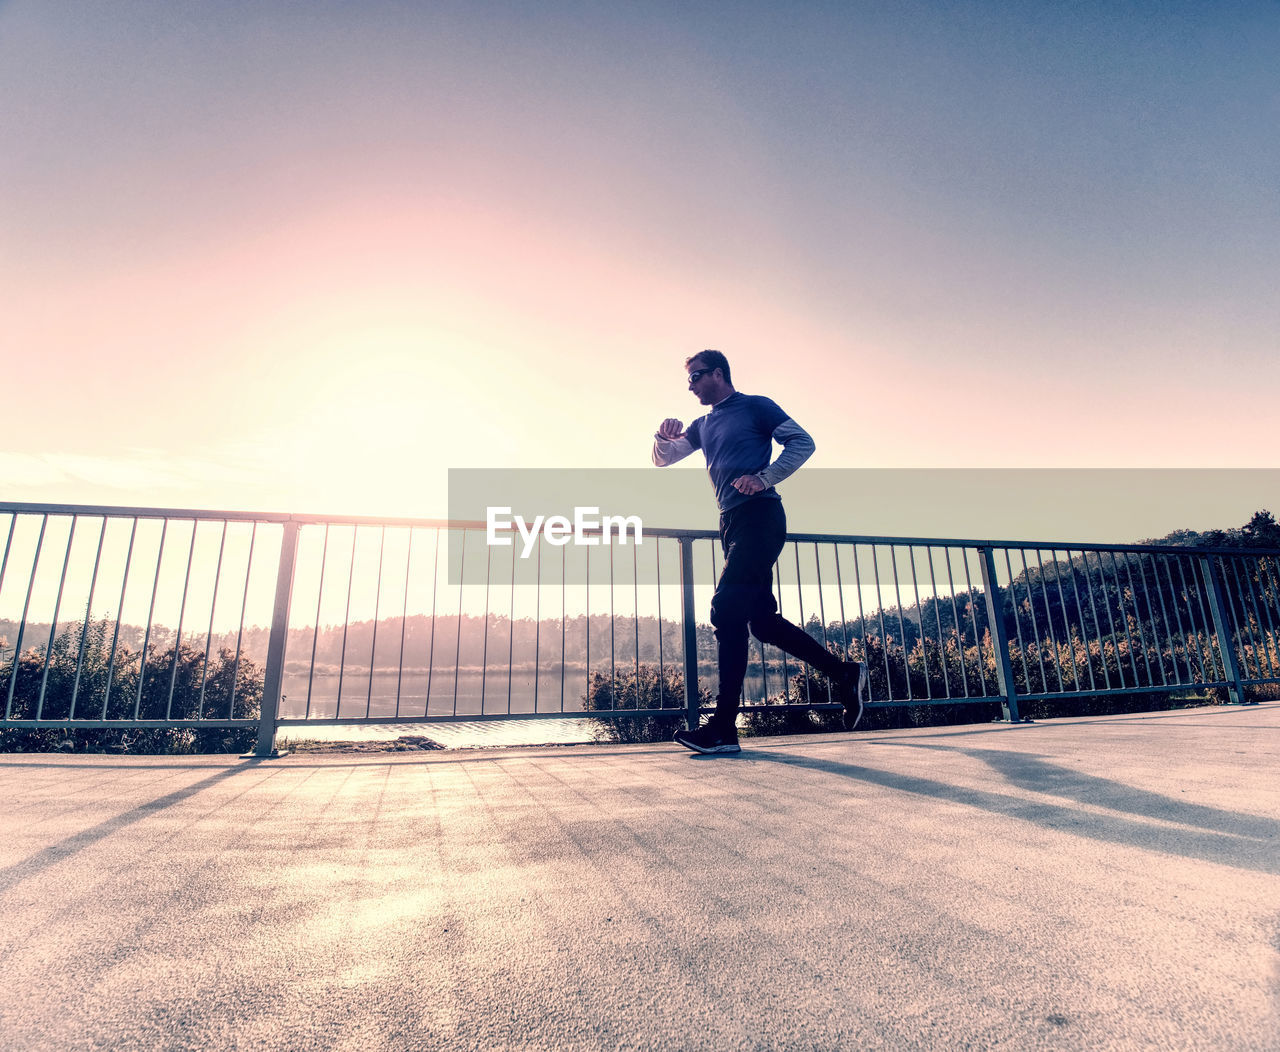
[2, 502, 1275, 756]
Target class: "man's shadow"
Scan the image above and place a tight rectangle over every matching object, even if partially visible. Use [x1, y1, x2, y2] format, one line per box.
[738, 744, 1280, 876]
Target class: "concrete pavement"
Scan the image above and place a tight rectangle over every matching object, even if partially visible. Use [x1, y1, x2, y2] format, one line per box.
[1, 704, 1278, 1050]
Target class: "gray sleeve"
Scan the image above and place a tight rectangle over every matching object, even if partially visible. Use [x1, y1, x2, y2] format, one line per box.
[652, 434, 695, 467]
[755, 418, 815, 487]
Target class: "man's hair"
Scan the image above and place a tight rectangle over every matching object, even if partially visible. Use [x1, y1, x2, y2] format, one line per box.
[686, 349, 732, 386]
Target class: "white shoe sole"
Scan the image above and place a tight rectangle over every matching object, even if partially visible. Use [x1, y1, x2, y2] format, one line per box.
[674, 734, 741, 755]
[844, 664, 868, 731]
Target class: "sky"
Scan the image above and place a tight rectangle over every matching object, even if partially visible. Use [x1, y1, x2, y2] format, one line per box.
[3, 0, 1279, 542]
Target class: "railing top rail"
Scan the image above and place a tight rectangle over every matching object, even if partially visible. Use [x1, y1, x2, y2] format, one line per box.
[0, 502, 453, 529]
[3, 501, 1279, 559]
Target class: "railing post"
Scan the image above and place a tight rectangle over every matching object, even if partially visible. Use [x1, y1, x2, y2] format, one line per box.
[979, 546, 1024, 722]
[1200, 553, 1248, 705]
[678, 536, 701, 730]
[246, 519, 299, 758]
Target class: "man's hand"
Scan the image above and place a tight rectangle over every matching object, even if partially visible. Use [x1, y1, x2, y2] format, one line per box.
[731, 474, 766, 496]
[655, 418, 685, 441]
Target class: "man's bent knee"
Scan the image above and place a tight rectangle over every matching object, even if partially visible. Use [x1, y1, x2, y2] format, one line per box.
[748, 613, 788, 646]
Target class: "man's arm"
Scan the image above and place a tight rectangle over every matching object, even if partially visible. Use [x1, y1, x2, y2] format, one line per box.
[731, 418, 815, 494]
[652, 418, 695, 467]
[758, 418, 815, 485]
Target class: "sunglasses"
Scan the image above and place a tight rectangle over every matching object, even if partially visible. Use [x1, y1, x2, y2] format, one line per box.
[687, 368, 714, 384]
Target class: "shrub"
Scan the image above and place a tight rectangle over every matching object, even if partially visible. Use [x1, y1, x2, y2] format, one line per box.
[582, 663, 710, 744]
[0, 620, 262, 754]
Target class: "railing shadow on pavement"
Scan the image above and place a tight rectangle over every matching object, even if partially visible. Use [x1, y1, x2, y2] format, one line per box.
[0, 762, 262, 895]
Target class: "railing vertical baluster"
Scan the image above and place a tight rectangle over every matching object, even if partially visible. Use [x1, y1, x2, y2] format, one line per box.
[833, 543, 850, 660]
[453, 527, 468, 716]
[133, 519, 169, 721]
[198, 521, 227, 719]
[852, 544, 872, 694]
[1107, 551, 1142, 686]
[164, 521, 199, 721]
[36, 516, 78, 720]
[1036, 550, 1066, 692]
[906, 546, 931, 701]
[0, 513, 17, 609]
[979, 546, 1021, 722]
[960, 549, 988, 696]
[366, 525, 386, 719]
[1003, 549, 1033, 694]
[889, 546, 912, 701]
[1119, 552, 1154, 687]
[790, 543, 812, 702]
[336, 525, 357, 719]
[6, 514, 49, 720]
[1049, 551, 1080, 690]
[809, 545, 829, 702]
[813, 543, 830, 655]
[632, 542, 640, 705]
[1232, 556, 1266, 680]
[655, 539, 665, 704]
[533, 538, 541, 713]
[71, 517, 108, 718]
[1134, 555, 1168, 687]
[775, 560, 791, 699]
[609, 543, 616, 708]
[584, 544, 591, 710]
[1172, 555, 1198, 685]
[710, 538, 721, 702]
[942, 548, 968, 698]
[248, 519, 298, 758]
[868, 546, 891, 699]
[1066, 551, 1097, 693]
[559, 541, 566, 712]
[678, 536, 699, 730]
[1020, 549, 1050, 693]
[426, 527, 440, 716]
[0, 512, 17, 678]
[305, 525, 329, 720]
[925, 547, 950, 699]
[507, 541, 516, 716]
[1186, 556, 1220, 683]
[1146, 556, 1176, 686]
[1252, 555, 1280, 679]
[1201, 553, 1247, 704]
[1080, 551, 1112, 692]
[396, 528, 414, 717]
[227, 523, 258, 718]
[103, 518, 138, 720]
[479, 540, 492, 714]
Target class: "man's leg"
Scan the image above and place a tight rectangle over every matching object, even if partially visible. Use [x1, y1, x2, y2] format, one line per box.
[727, 504, 867, 727]
[747, 611, 844, 680]
[708, 591, 754, 726]
[673, 505, 774, 754]
[706, 500, 790, 726]
[748, 603, 868, 728]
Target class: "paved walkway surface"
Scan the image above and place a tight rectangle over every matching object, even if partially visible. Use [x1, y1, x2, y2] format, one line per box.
[2, 704, 1278, 1051]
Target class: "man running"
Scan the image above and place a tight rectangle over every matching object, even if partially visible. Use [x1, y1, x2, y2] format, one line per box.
[652, 350, 867, 754]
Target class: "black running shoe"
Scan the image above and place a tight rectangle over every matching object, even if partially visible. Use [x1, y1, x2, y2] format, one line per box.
[838, 661, 869, 731]
[673, 721, 741, 755]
